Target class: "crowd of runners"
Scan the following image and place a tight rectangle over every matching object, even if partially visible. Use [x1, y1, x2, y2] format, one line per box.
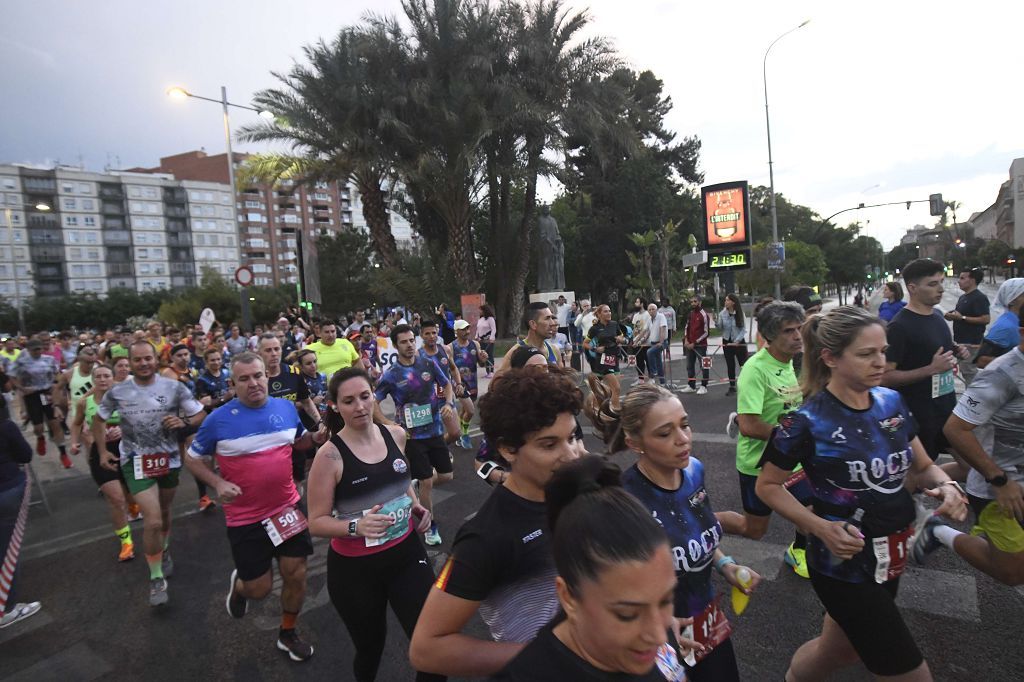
[0, 260, 1021, 681]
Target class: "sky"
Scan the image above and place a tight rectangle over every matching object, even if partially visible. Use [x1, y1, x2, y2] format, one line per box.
[2, 0, 1021, 250]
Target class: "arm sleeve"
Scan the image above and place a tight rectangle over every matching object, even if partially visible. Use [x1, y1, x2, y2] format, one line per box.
[187, 413, 218, 459]
[952, 368, 1014, 426]
[437, 530, 498, 601]
[760, 411, 815, 471]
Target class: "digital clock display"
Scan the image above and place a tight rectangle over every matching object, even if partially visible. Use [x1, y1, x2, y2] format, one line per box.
[708, 249, 750, 270]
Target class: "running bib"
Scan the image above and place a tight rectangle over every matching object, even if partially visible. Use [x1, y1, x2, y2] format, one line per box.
[871, 525, 913, 583]
[364, 494, 413, 547]
[262, 505, 308, 547]
[403, 403, 433, 428]
[654, 642, 687, 681]
[931, 370, 955, 398]
[601, 353, 617, 367]
[683, 595, 732, 665]
[133, 452, 171, 479]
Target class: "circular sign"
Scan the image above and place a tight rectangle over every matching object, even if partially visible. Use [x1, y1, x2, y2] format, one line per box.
[234, 266, 254, 287]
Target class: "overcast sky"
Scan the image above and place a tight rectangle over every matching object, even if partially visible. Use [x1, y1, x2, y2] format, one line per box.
[2, 0, 1021, 250]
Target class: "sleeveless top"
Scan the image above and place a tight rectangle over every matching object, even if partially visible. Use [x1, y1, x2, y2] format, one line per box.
[517, 338, 558, 365]
[85, 393, 120, 426]
[68, 366, 94, 412]
[329, 425, 414, 557]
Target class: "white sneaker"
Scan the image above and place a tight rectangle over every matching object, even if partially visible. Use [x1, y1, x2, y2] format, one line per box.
[0, 601, 41, 629]
[726, 412, 740, 439]
[696, 386, 707, 395]
[679, 386, 696, 394]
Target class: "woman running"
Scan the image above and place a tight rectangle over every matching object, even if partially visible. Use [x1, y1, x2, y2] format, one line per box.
[306, 367, 439, 682]
[410, 368, 583, 678]
[71, 364, 135, 562]
[493, 454, 687, 681]
[755, 306, 968, 681]
[718, 293, 748, 396]
[609, 384, 759, 680]
[584, 304, 627, 420]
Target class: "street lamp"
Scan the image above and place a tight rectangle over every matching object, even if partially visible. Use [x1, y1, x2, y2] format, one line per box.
[763, 19, 810, 298]
[2, 201, 50, 334]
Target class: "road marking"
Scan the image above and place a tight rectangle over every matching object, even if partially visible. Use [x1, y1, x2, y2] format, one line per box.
[3, 641, 112, 682]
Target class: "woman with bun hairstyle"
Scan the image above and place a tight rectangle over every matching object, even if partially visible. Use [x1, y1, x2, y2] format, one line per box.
[494, 455, 687, 681]
[755, 306, 968, 681]
[306, 367, 440, 682]
[610, 383, 759, 681]
[410, 368, 583, 677]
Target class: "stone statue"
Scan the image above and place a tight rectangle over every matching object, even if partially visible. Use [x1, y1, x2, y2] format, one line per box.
[537, 205, 565, 291]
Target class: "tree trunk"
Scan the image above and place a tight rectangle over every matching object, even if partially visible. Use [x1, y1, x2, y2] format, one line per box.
[505, 139, 542, 336]
[439, 179, 479, 292]
[354, 172, 399, 269]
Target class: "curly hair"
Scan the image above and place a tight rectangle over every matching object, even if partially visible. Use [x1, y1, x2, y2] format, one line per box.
[478, 367, 582, 451]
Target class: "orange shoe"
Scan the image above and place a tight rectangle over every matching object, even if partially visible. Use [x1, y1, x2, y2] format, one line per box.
[127, 504, 142, 521]
[198, 495, 216, 512]
[118, 542, 135, 562]
[59, 452, 73, 469]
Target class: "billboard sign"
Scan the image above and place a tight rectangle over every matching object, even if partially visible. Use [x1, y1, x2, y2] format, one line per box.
[701, 181, 751, 250]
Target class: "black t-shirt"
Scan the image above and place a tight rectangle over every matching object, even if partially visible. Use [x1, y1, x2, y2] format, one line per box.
[493, 617, 681, 681]
[435, 485, 558, 643]
[885, 307, 956, 423]
[953, 288, 990, 345]
[266, 366, 310, 403]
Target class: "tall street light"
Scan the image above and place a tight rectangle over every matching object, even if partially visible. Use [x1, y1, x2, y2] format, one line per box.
[2, 201, 50, 334]
[166, 85, 273, 331]
[763, 19, 810, 298]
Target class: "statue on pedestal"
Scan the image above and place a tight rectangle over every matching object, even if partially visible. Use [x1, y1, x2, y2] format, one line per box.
[537, 205, 565, 291]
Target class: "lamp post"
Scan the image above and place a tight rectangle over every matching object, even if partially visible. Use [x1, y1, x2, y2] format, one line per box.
[763, 19, 810, 298]
[2, 201, 50, 334]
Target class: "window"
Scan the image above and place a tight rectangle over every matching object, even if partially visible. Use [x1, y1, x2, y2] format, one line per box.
[203, 191, 213, 201]
[85, 232, 98, 244]
[225, 236, 234, 246]
[130, 202, 143, 212]
[72, 264, 84, 276]
[87, 249, 100, 260]
[222, 208, 233, 219]
[140, 264, 151, 274]
[128, 187, 141, 198]
[143, 187, 158, 199]
[62, 198, 77, 210]
[2, 178, 15, 190]
[65, 216, 79, 227]
[189, 191, 201, 201]
[62, 182, 76, 194]
[83, 216, 96, 227]
[138, 248, 148, 258]
[220, 193, 231, 204]
[152, 248, 164, 259]
[193, 234, 204, 246]
[147, 203, 159, 214]
[82, 199, 94, 210]
[67, 231, 80, 244]
[69, 247, 82, 259]
[244, 200, 262, 209]
[78, 183, 91, 194]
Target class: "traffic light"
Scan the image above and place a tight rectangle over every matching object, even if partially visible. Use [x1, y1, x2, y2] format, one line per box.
[300, 301, 313, 310]
[929, 193, 944, 216]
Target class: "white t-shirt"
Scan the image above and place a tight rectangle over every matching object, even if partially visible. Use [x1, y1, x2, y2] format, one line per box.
[556, 303, 571, 327]
[647, 313, 669, 345]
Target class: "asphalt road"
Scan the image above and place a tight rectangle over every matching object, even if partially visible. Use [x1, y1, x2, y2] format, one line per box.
[5, 301, 1024, 680]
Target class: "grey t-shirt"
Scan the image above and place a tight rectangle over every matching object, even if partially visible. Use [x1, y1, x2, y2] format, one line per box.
[952, 347, 1024, 499]
[98, 376, 204, 467]
[11, 353, 59, 393]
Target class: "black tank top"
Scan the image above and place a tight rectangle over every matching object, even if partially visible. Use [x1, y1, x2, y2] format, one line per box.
[330, 424, 412, 522]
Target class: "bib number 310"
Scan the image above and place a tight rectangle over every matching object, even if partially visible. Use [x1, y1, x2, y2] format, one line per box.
[262, 506, 308, 547]
[133, 452, 171, 479]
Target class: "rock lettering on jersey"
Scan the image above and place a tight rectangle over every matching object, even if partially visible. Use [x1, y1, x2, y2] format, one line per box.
[845, 447, 912, 493]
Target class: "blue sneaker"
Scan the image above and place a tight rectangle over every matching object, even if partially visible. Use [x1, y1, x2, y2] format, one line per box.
[912, 515, 946, 565]
[460, 434, 472, 449]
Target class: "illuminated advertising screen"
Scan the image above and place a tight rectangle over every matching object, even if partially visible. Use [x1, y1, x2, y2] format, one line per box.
[701, 181, 751, 250]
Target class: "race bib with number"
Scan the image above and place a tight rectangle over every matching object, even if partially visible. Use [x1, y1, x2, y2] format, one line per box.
[133, 452, 171, 479]
[654, 642, 687, 681]
[601, 353, 617, 367]
[261, 505, 308, 547]
[40, 392, 52, 406]
[683, 595, 732, 665]
[403, 403, 434, 428]
[364, 494, 413, 547]
[871, 525, 913, 583]
[931, 370, 955, 398]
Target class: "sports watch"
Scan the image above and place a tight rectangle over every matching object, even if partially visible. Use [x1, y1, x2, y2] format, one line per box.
[985, 472, 1009, 487]
[348, 520, 359, 536]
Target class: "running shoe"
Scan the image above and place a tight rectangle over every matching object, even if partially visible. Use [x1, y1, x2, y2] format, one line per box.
[784, 543, 810, 579]
[679, 386, 696, 394]
[36, 436, 46, 456]
[726, 412, 740, 439]
[424, 522, 442, 546]
[696, 386, 708, 395]
[226, 569, 247, 618]
[459, 434, 472, 449]
[912, 515, 946, 566]
[726, 386, 736, 396]
[277, 628, 314, 662]
[59, 452, 72, 469]
[149, 577, 169, 607]
[128, 504, 142, 522]
[198, 495, 216, 512]
[0, 601, 42, 629]
[162, 550, 174, 578]
[118, 542, 135, 562]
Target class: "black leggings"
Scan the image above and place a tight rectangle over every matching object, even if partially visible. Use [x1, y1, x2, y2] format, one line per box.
[687, 637, 740, 682]
[722, 345, 749, 386]
[327, 534, 445, 682]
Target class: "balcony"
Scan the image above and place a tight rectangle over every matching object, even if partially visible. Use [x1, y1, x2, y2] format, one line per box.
[28, 231, 62, 245]
[22, 177, 56, 193]
[102, 217, 126, 230]
[107, 263, 134, 276]
[163, 188, 187, 203]
[170, 262, 195, 275]
[102, 202, 125, 215]
[166, 233, 191, 247]
[99, 185, 125, 200]
[35, 263, 64, 279]
[170, 247, 193, 262]
[171, 275, 195, 288]
[164, 206, 187, 218]
[279, 251, 297, 261]
[104, 230, 132, 245]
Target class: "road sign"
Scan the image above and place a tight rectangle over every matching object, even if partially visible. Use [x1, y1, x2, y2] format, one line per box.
[234, 265, 254, 287]
[767, 242, 785, 270]
[682, 250, 708, 267]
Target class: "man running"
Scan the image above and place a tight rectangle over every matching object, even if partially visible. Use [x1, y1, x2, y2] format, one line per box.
[186, 352, 327, 661]
[10, 339, 69, 467]
[373, 324, 455, 547]
[449, 319, 489, 449]
[945, 267, 990, 385]
[420, 318, 463, 444]
[721, 301, 815, 578]
[305, 320, 359, 379]
[497, 302, 562, 374]
[55, 345, 98, 448]
[257, 333, 319, 486]
[93, 340, 205, 606]
[915, 312, 1024, 585]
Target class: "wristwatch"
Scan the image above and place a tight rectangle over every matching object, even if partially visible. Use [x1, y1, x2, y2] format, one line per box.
[348, 520, 358, 536]
[985, 472, 1009, 487]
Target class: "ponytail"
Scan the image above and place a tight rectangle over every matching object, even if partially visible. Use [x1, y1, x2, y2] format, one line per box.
[799, 306, 884, 399]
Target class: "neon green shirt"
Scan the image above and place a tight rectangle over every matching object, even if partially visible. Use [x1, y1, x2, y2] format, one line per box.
[306, 338, 360, 377]
[735, 347, 803, 476]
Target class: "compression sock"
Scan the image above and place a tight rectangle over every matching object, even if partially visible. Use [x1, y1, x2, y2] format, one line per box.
[115, 525, 132, 546]
[281, 611, 298, 631]
[460, 418, 470, 436]
[933, 525, 963, 549]
[146, 552, 164, 579]
[162, 532, 170, 551]
[793, 531, 808, 550]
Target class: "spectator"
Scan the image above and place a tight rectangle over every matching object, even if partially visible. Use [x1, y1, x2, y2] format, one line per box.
[878, 281, 907, 322]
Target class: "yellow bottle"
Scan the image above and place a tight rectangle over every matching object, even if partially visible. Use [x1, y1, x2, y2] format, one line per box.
[731, 567, 752, 615]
